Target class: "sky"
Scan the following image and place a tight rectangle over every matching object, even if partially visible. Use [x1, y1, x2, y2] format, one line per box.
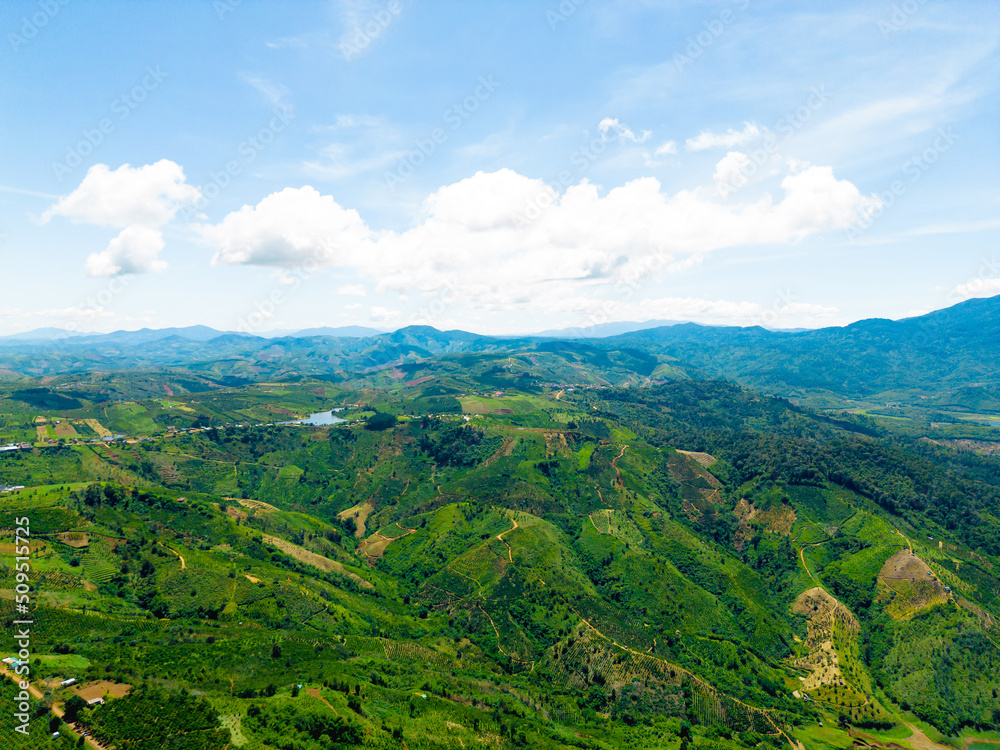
[1, 0, 998, 337]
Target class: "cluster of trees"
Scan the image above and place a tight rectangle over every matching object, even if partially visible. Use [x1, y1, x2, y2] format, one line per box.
[244, 700, 362, 750]
[418, 424, 493, 467]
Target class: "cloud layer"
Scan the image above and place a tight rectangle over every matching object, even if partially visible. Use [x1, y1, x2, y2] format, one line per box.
[198, 163, 877, 318]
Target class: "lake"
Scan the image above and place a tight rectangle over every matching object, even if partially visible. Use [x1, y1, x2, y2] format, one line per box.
[283, 409, 347, 426]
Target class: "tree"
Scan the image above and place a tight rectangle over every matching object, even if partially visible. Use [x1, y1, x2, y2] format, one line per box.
[365, 412, 397, 431]
[63, 695, 88, 723]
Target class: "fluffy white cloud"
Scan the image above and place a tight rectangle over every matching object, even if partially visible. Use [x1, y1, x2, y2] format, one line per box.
[201, 165, 876, 316]
[85, 227, 167, 277]
[42, 160, 200, 228]
[686, 122, 763, 151]
[598, 118, 651, 144]
[654, 141, 677, 155]
[712, 151, 753, 188]
[369, 306, 401, 323]
[953, 277, 1000, 299]
[42, 160, 200, 276]
[200, 186, 373, 267]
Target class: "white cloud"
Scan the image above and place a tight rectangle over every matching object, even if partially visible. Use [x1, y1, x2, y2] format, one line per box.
[712, 151, 753, 188]
[686, 122, 763, 151]
[199, 186, 373, 267]
[42, 160, 200, 228]
[85, 227, 167, 277]
[337, 284, 367, 296]
[202, 166, 877, 316]
[654, 141, 677, 156]
[370, 306, 401, 323]
[598, 118, 651, 144]
[953, 278, 1000, 299]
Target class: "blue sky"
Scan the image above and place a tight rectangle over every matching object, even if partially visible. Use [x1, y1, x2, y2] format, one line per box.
[1, 0, 998, 336]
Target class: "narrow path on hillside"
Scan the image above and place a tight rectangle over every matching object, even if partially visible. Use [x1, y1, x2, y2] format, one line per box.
[477, 603, 533, 666]
[611, 445, 627, 487]
[497, 516, 518, 563]
[305, 687, 340, 716]
[799, 545, 820, 585]
[595, 487, 609, 507]
[159, 543, 187, 569]
[893, 528, 913, 553]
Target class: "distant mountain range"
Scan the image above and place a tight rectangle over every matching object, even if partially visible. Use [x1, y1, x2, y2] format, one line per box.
[0, 318, 808, 345]
[0, 324, 386, 345]
[1, 296, 997, 410]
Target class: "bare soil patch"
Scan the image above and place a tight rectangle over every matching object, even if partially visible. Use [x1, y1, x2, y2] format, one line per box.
[337, 500, 373, 538]
[72, 680, 132, 702]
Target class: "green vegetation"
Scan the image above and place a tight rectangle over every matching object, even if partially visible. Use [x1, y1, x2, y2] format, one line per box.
[0, 330, 998, 748]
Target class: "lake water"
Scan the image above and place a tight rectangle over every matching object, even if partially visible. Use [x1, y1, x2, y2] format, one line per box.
[284, 409, 347, 426]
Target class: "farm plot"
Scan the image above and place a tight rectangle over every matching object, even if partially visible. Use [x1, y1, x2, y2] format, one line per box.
[83, 419, 112, 438]
[358, 522, 416, 563]
[53, 420, 78, 438]
[261, 534, 373, 589]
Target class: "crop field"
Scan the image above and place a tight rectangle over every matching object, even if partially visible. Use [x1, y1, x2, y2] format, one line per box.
[83, 418, 111, 437]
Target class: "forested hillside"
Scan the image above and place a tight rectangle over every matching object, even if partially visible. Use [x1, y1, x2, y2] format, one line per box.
[1, 355, 999, 749]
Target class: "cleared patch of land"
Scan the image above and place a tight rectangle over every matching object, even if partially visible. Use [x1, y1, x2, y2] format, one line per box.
[262, 533, 373, 589]
[676, 449, 717, 467]
[234, 497, 278, 514]
[337, 500, 373, 538]
[53, 420, 78, 437]
[83, 418, 112, 438]
[877, 549, 949, 620]
[71, 680, 132, 702]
